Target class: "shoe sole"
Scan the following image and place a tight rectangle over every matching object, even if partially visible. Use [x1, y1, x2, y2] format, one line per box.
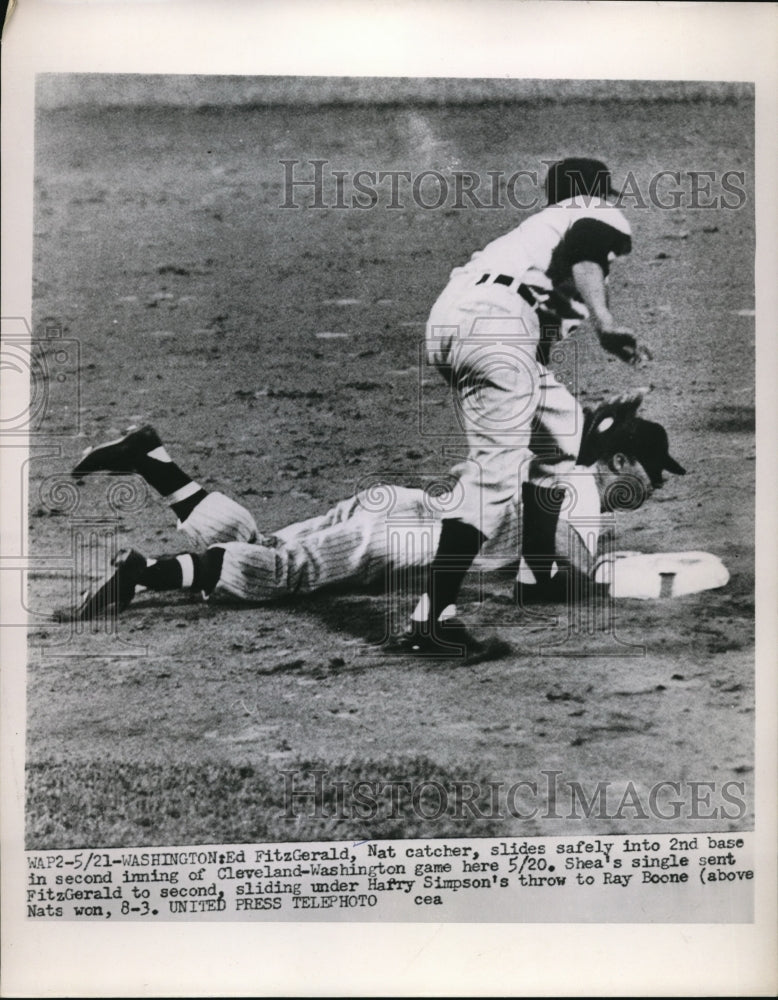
[387, 631, 512, 662]
[72, 425, 160, 476]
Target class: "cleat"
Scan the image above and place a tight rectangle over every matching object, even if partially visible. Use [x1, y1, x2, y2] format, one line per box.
[389, 619, 511, 663]
[67, 548, 147, 622]
[72, 424, 162, 476]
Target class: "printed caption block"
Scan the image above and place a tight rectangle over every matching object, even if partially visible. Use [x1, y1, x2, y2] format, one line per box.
[24, 832, 753, 923]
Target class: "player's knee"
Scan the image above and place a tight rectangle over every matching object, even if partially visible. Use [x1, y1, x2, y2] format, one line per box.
[179, 491, 258, 548]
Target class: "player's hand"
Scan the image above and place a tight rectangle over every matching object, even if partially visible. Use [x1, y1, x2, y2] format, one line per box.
[598, 328, 652, 366]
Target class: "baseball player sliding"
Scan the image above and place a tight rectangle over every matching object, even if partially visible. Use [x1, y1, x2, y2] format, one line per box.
[402, 157, 652, 654]
[66, 394, 685, 657]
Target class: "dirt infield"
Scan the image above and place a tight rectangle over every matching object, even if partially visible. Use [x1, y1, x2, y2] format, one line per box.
[26, 94, 755, 847]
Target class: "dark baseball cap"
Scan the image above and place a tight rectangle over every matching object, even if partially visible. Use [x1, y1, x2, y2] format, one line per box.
[602, 416, 686, 487]
[545, 157, 622, 204]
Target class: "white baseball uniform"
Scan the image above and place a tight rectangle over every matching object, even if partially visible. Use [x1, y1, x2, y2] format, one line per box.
[175, 468, 605, 604]
[426, 195, 632, 538]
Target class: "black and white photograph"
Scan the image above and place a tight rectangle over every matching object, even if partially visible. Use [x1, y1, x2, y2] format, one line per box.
[2, 1, 776, 996]
[24, 71, 757, 842]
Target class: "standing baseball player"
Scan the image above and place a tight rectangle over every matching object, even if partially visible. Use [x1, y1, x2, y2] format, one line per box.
[66, 395, 684, 649]
[401, 157, 651, 653]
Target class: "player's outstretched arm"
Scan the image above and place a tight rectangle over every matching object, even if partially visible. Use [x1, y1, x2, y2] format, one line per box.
[571, 260, 651, 366]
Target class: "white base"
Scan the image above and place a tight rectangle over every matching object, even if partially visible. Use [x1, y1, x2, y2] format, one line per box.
[595, 551, 730, 599]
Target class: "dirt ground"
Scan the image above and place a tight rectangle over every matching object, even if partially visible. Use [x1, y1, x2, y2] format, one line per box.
[26, 95, 755, 846]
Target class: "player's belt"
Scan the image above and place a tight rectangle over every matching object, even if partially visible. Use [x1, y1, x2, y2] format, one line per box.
[475, 272, 546, 309]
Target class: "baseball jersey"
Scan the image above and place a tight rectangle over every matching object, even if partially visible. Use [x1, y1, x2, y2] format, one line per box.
[451, 195, 632, 323]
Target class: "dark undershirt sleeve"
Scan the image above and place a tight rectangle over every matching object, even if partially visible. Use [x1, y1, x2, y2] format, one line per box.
[562, 218, 632, 275]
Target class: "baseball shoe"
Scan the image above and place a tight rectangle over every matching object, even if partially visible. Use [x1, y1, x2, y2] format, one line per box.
[65, 548, 147, 622]
[72, 424, 162, 476]
[390, 620, 512, 662]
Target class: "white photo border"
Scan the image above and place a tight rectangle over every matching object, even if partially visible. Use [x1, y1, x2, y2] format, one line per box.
[2, 1, 776, 996]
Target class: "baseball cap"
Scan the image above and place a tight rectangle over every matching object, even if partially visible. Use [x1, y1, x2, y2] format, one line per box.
[600, 416, 686, 487]
[545, 157, 622, 205]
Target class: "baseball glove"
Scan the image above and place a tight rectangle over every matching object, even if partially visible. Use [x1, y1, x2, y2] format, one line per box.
[598, 330, 653, 367]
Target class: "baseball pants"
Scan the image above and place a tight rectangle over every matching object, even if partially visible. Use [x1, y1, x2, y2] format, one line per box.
[179, 488, 445, 603]
[175, 483, 525, 604]
[426, 271, 582, 538]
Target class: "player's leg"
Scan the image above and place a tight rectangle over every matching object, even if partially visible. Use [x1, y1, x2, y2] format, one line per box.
[402, 307, 540, 653]
[519, 370, 584, 585]
[216, 489, 436, 600]
[70, 488, 437, 618]
[177, 492, 259, 548]
[73, 425, 207, 520]
[529, 368, 584, 479]
[139, 502, 428, 607]
[66, 545, 228, 622]
[272, 493, 370, 545]
[273, 485, 434, 545]
[73, 424, 259, 546]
